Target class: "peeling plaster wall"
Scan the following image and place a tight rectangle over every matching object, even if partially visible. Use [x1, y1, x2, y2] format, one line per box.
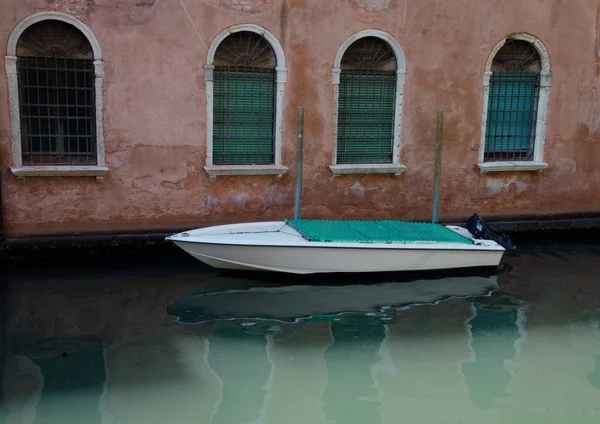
[355, 0, 392, 12]
[1, 0, 600, 236]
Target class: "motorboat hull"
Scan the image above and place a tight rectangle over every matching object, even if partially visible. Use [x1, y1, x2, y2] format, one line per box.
[167, 221, 505, 274]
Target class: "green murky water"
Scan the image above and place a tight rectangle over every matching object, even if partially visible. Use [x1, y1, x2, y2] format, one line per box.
[1, 242, 600, 423]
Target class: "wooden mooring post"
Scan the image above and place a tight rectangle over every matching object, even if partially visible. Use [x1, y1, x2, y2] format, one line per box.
[432, 109, 443, 224]
[294, 107, 304, 220]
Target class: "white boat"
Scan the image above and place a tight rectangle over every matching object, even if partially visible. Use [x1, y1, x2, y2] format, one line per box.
[166, 216, 509, 274]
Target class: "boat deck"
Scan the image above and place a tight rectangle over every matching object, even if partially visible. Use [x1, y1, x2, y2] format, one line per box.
[286, 219, 474, 245]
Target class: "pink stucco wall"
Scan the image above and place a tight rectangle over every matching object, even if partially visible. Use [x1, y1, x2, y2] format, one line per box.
[1, 0, 600, 237]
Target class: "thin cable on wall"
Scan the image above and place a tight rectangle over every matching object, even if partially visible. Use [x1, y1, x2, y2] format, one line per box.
[178, 0, 208, 50]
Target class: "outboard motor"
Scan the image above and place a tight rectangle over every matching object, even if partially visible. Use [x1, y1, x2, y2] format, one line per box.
[466, 213, 516, 251]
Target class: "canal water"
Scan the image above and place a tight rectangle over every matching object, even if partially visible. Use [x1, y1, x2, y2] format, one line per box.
[1, 240, 600, 423]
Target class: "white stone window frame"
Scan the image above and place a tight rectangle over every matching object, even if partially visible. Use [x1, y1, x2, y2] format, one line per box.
[5, 11, 108, 181]
[478, 33, 551, 174]
[204, 24, 288, 181]
[330, 30, 407, 177]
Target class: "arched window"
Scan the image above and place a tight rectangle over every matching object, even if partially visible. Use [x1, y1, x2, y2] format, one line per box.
[204, 25, 287, 180]
[331, 30, 406, 176]
[17, 20, 95, 165]
[479, 35, 551, 172]
[213, 31, 275, 165]
[6, 12, 107, 178]
[485, 40, 541, 161]
[338, 37, 396, 164]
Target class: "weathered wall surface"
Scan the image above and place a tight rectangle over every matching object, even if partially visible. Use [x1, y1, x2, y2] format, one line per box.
[1, 0, 600, 236]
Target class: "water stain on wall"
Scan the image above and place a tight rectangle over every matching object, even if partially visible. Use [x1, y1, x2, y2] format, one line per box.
[217, 0, 274, 13]
[127, 145, 191, 189]
[580, 86, 600, 134]
[355, 0, 392, 12]
[41, 0, 98, 19]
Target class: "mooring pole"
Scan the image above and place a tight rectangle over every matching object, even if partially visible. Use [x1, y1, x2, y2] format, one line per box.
[293, 107, 304, 220]
[0, 164, 4, 241]
[0, 179, 4, 241]
[432, 109, 443, 224]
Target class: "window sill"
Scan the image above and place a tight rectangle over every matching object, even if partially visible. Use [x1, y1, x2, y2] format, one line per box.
[11, 165, 109, 182]
[477, 161, 548, 174]
[330, 164, 407, 177]
[204, 165, 288, 181]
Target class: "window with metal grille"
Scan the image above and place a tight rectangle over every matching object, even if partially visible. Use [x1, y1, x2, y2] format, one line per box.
[484, 40, 541, 162]
[16, 20, 96, 166]
[337, 37, 396, 164]
[212, 32, 276, 165]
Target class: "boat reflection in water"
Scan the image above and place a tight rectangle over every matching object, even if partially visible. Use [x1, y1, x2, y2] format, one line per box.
[167, 273, 501, 324]
[7, 244, 600, 423]
[166, 272, 508, 424]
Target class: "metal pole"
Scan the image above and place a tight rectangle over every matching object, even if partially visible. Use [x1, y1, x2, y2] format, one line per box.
[432, 109, 443, 223]
[293, 107, 304, 220]
[0, 180, 3, 241]
[0, 276, 7, 421]
[0, 166, 4, 241]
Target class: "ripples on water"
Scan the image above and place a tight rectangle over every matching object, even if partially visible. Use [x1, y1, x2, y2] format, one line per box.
[1, 242, 600, 423]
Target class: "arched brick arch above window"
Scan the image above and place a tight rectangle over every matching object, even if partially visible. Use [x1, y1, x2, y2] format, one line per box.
[6, 12, 107, 180]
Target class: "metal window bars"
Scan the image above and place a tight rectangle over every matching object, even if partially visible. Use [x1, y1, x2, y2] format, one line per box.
[337, 70, 396, 164]
[337, 37, 397, 165]
[213, 66, 276, 165]
[16, 20, 96, 166]
[17, 20, 97, 165]
[484, 72, 540, 162]
[18, 55, 96, 166]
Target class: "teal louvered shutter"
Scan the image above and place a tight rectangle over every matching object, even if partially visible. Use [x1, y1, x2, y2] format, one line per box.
[485, 73, 540, 160]
[213, 67, 275, 165]
[337, 71, 396, 164]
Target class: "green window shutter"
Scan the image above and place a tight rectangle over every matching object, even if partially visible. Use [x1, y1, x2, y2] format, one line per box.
[337, 72, 396, 164]
[213, 67, 275, 165]
[485, 73, 540, 161]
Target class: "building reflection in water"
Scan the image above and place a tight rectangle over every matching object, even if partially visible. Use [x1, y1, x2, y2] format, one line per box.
[460, 294, 528, 410]
[204, 323, 272, 424]
[102, 334, 220, 424]
[587, 310, 600, 391]
[4, 338, 105, 424]
[374, 291, 477, 423]
[6, 245, 600, 422]
[262, 321, 333, 424]
[322, 315, 386, 424]
[2, 271, 513, 424]
[167, 273, 500, 424]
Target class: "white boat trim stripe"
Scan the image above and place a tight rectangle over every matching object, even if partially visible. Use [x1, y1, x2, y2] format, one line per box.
[169, 239, 505, 252]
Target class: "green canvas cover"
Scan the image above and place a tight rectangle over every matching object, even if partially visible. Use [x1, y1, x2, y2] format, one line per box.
[286, 220, 473, 245]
